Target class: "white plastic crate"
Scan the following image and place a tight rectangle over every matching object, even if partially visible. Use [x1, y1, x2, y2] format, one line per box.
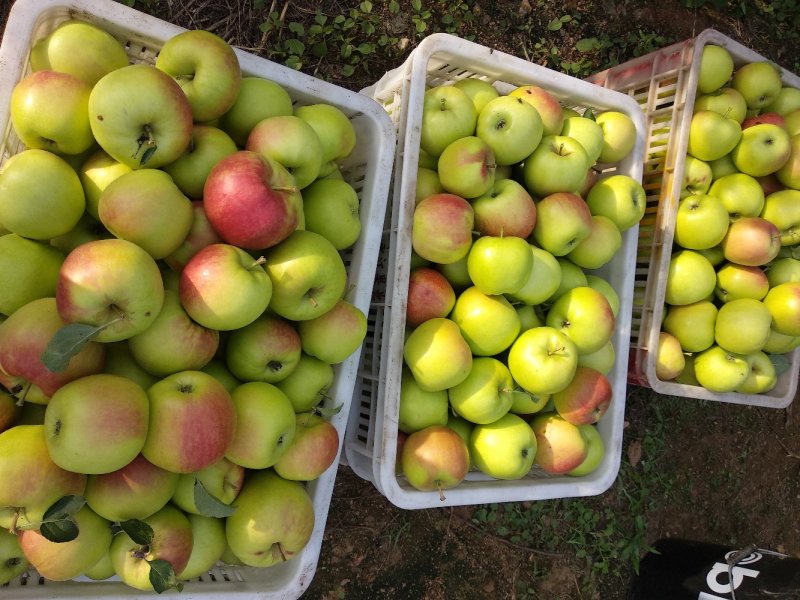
[0, 0, 396, 597]
[344, 33, 647, 509]
[587, 29, 800, 408]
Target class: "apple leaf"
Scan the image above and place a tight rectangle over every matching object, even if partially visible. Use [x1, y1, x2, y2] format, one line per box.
[583, 108, 596, 121]
[39, 495, 86, 543]
[315, 403, 344, 419]
[769, 353, 791, 377]
[40, 323, 106, 373]
[194, 479, 236, 518]
[119, 519, 154, 546]
[148, 558, 183, 594]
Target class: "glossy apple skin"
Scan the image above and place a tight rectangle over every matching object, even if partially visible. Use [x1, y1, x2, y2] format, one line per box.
[406, 267, 456, 328]
[403, 318, 473, 392]
[530, 412, 589, 475]
[721, 216, 782, 266]
[274, 412, 340, 481]
[412, 193, 475, 265]
[552, 367, 613, 425]
[401, 425, 470, 493]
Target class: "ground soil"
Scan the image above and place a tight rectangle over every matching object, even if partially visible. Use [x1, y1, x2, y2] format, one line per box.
[1, 1, 798, 598]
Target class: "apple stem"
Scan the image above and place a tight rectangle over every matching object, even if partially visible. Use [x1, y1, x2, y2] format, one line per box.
[273, 186, 300, 194]
[8, 509, 20, 535]
[133, 124, 157, 166]
[12, 382, 30, 407]
[306, 292, 319, 308]
[250, 256, 267, 269]
[436, 481, 447, 502]
[277, 542, 288, 562]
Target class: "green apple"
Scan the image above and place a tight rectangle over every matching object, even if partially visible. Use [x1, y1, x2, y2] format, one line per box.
[714, 297, 772, 354]
[662, 300, 718, 353]
[767, 258, 800, 287]
[471, 178, 537, 238]
[225, 469, 315, 566]
[546, 286, 616, 355]
[453, 77, 500, 113]
[655, 331, 686, 381]
[567, 214, 622, 270]
[0, 234, 63, 317]
[406, 266, 456, 328]
[467, 234, 532, 295]
[577, 339, 616, 376]
[708, 154, 740, 180]
[694, 87, 747, 124]
[687, 110, 742, 161]
[301, 178, 362, 249]
[78, 149, 132, 220]
[761, 189, 800, 246]
[522, 135, 589, 197]
[585, 274, 620, 317]
[720, 216, 782, 266]
[693, 344, 750, 392]
[403, 317, 472, 392]
[469, 412, 537, 480]
[83, 548, 115, 581]
[412, 193, 475, 264]
[509, 84, 564, 136]
[584, 174, 647, 232]
[763, 327, 800, 354]
[532, 191, 592, 256]
[246, 115, 323, 189]
[436, 253, 472, 290]
[172, 457, 245, 516]
[508, 244, 561, 306]
[664, 250, 717, 305]
[225, 381, 296, 469]
[736, 350, 778, 394]
[401, 425, 470, 497]
[731, 61, 783, 110]
[0, 149, 85, 240]
[715, 262, 769, 302]
[475, 95, 543, 166]
[10, 70, 93, 155]
[448, 357, 514, 425]
[275, 353, 334, 412]
[156, 29, 242, 122]
[567, 423, 606, 477]
[226, 314, 301, 383]
[419, 85, 478, 157]
[176, 513, 227, 581]
[508, 326, 578, 395]
[298, 298, 367, 365]
[163, 124, 238, 199]
[697, 44, 734, 94]
[560, 115, 605, 165]
[451, 286, 520, 356]
[595, 110, 638, 164]
[675, 353, 700, 386]
[515, 303, 545, 332]
[530, 412, 588, 474]
[674, 193, 730, 250]
[219, 76, 293, 146]
[763, 86, 800, 116]
[680, 155, 713, 198]
[274, 412, 341, 481]
[0, 529, 27, 586]
[294, 102, 356, 169]
[50, 213, 111, 254]
[103, 341, 158, 390]
[437, 135, 496, 199]
[708, 172, 765, 221]
[731, 123, 791, 177]
[416, 167, 444, 204]
[776, 133, 800, 190]
[763, 282, 800, 336]
[551, 257, 590, 302]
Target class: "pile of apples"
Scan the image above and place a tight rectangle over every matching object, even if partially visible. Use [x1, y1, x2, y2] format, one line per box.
[0, 18, 369, 593]
[655, 43, 800, 394]
[394, 76, 647, 497]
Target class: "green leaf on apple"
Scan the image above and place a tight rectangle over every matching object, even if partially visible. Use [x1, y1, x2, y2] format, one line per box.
[148, 558, 183, 594]
[769, 353, 791, 377]
[39, 494, 86, 543]
[315, 403, 343, 418]
[40, 322, 109, 372]
[119, 519, 154, 546]
[194, 478, 236, 518]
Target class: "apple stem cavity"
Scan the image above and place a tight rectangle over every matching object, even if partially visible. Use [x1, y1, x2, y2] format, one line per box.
[132, 545, 150, 560]
[133, 124, 158, 167]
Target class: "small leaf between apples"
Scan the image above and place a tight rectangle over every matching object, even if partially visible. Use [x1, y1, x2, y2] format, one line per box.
[769, 353, 791, 377]
[148, 558, 183, 594]
[119, 519, 154, 546]
[40, 323, 107, 372]
[194, 479, 236, 518]
[583, 108, 596, 121]
[39, 518, 80, 543]
[316, 403, 344, 418]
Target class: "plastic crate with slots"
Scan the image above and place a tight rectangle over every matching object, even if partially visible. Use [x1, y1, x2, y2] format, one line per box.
[586, 29, 800, 408]
[0, 0, 396, 597]
[344, 33, 647, 509]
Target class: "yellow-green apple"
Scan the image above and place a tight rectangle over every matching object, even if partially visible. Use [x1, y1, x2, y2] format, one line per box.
[225, 469, 315, 566]
[674, 193, 730, 250]
[469, 412, 536, 480]
[731, 61, 783, 110]
[509, 84, 564, 136]
[275, 353, 334, 412]
[50, 213, 111, 255]
[78, 149, 132, 220]
[531, 191, 592, 256]
[507, 386, 550, 416]
[163, 125, 238, 199]
[110, 503, 193, 591]
[164, 200, 224, 272]
[294, 103, 356, 173]
[567, 423, 605, 477]
[763, 86, 800, 116]
[171, 457, 245, 516]
[200, 359, 241, 394]
[664, 250, 717, 305]
[775, 133, 800, 190]
[655, 331, 685, 380]
[522, 135, 588, 197]
[225, 314, 301, 383]
[0, 149, 85, 240]
[567, 215, 622, 269]
[0, 390, 20, 434]
[412, 193, 475, 264]
[737, 350, 778, 394]
[577, 340, 616, 376]
[697, 44, 734, 94]
[451, 286, 521, 356]
[554, 256, 591, 298]
[203, 151, 302, 250]
[552, 366, 612, 425]
[715, 262, 769, 302]
[246, 115, 323, 189]
[786, 108, 800, 136]
[398, 368, 449, 434]
[176, 513, 226, 581]
[0, 234, 63, 317]
[225, 381, 295, 469]
[693, 344, 750, 392]
[0, 529, 27, 585]
[83, 548, 115, 580]
[403, 317, 472, 392]
[419, 85, 478, 157]
[103, 341, 158, 390]
[529, 412, 588, 475]
[546, 286, 616, 354]
[561, 115, 605, 165]
[9, 70, 93, 155]
[697, 245, 726, 266]
[84, 454, 179, 522]
[508, 326, 578, 395]
[89, 64, 193, 169]
[662, 300, 718, 353]
[585, 274, 620, 317]
[720, 216, 782, 266]
[708, 172, 765, 221]
[687, 110, 742, 161]
[694, 87, 747, 123]
[56, 238, 165, 342]
[467, 234, 532, 295]
[416, 167, 444, 204]
[263, 229, 348, 321]
[763, 282, 800, 336]
[218, 76, 293, 146]
[679, 155, 713, 198]
[18, 505, 111, 581]
[763, 327, 800, 354]
[301, 178, 362, 250]
[406, 267, 456, 328]
[143, 370, 237, 473]
[508, 244, 561, 305]
[448, 357, 514, 425]
[714, 297, 772, 354]
[401, 424, 469, 497]
[437, 136, 496, 199]
[595, 110, 637, 164]
[453, 77, 500, 113]
[709, 154, 739, 180]
[0, 424, 86, 528]
[471, 178, 536, 238]
[731, 123, 791, 177]
[584, 174, 647, 232]
[476, 95, 543, 166]
[761, 189, 800, 246]
[0, 297, 105, 400]
[30, 19, 128, 86]
[128, 290, 219, 377]
[274, 412, 340, 481]
[767, 257, 800, 286]
[436, 254, 472, 290]
[156, 29, 242, 122]
[44, 373, 149, 474]
[298, 298, 367, 364]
